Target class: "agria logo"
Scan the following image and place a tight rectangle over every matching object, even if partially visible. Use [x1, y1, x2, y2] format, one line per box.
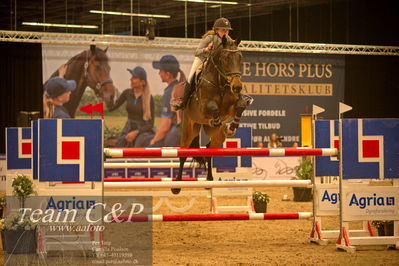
[349, 193, 395, 209]
[321, 190, 340, 205]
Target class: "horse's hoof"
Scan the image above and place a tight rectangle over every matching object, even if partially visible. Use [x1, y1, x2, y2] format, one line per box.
[171, 188, 181, 195]
[225, 127, 236, 137]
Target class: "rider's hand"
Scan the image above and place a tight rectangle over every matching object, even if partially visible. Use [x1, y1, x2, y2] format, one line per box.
[204, 42, 213, 53]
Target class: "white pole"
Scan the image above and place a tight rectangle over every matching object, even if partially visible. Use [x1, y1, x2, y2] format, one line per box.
[104, 180, 312, 189]
[104, 162, 198, 168]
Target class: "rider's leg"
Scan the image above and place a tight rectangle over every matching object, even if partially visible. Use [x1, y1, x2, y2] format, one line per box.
[175, 57, 203, 110]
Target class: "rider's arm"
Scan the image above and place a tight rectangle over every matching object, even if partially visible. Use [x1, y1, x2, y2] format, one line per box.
[150, 116, 172, 145]
[195, 35, 214, 57]
[106, 89, 128, 111]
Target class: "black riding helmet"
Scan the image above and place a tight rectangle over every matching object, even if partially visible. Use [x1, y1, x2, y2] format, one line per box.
[213, 17, 232, 30]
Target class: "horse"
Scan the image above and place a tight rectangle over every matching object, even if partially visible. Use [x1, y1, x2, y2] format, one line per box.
[172, 36, 249, 194]
[45, 45, 115, 117]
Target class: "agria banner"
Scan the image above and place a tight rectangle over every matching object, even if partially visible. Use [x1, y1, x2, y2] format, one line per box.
[240, 52, 345, 146]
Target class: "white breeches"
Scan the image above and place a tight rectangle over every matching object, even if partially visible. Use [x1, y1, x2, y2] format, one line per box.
[188, 57, 203, 83]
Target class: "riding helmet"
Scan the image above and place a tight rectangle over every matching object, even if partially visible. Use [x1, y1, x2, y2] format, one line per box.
[213, 17, 232, 30]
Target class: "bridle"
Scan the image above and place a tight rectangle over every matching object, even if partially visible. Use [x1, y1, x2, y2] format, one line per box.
[83, 50, 113, 96]
[201, 44, 242, 95]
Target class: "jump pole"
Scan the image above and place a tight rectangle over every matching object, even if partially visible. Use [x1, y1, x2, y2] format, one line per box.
[104, 147, 338, 158]
[105, 177, 206, 182]
[104, 162, 199, 168]
[104, 180, 312, 189]
[112, 212, 313, 222]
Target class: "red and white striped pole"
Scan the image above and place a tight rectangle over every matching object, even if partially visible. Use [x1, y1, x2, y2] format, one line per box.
[104, 147, 338, 158]
[112, 212, 313, 222]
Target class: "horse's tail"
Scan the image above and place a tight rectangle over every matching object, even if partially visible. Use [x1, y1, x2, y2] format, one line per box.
[189, 136, 207, 168]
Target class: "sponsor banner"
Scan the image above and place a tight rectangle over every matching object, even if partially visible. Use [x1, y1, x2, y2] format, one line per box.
[37, 119, 103, 182]
[105, 168, 126, 178]
[342, 186, 399, 220]
[194, 168, 207, 178]
[342, 119, 399, 179]
[6, 195, 152, 265]
[6, 127, 32, 170]
[317, 188, 340, 212]
[149, 168, 171, 178]
[212, 127, 252, 168]
[127, 168, 149, 178]
[241, 52, 345, 146]
[315, 120, 339, 177]
[42, 45, 344, 147]
[251, 157, 299, 180]
[172, 168, 193, 178]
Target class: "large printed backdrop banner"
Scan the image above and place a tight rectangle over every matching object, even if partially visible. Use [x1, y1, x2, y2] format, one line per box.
[42, 45, 344, 147]
[241, 52, 345, 146]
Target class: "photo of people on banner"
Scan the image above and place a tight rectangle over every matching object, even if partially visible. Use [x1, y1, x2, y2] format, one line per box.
[42, 41, 344, 148]
[42, 44, 193, 148]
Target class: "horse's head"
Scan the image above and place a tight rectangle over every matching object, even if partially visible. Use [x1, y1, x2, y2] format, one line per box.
[85, 45, 116, 103]
[213, 36, 242, 93]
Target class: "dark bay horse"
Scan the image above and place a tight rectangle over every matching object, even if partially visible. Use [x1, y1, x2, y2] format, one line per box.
[172, 36, 248, 194]
[46, 45, 115, 117]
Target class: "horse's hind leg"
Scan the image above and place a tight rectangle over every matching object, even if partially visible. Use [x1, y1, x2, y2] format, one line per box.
[203, 125, 228, 182]
[171, 115, 200, 195]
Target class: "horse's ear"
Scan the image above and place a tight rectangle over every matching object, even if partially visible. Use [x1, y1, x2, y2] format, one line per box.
[104, 47, 108, 53]
[235, 38, 241, 46]
[222, 35, 227, 47]
[90, 45, 96, 54]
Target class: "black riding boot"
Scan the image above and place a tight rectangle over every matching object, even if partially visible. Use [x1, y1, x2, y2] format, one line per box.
[175, 77, 196, 110]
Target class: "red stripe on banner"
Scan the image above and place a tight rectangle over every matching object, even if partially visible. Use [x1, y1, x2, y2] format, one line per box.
[21, 142, 32, 155]
[104, 178, 199, 182]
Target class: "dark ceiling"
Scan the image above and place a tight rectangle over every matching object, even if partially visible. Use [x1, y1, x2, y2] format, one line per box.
[0, 0, 328, 36]
[0, 0, 398, 46]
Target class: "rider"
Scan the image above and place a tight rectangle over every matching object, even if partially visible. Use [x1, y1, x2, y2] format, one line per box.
[175, 17, 252, 113]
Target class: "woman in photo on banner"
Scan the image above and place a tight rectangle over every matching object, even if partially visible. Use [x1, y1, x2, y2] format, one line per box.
[106, 66, 155, 147]
[43, 65, 76, 118]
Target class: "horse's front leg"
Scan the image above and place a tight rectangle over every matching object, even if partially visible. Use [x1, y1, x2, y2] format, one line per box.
[171, 156, 187, 195]
[227, 94, 253, 135]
